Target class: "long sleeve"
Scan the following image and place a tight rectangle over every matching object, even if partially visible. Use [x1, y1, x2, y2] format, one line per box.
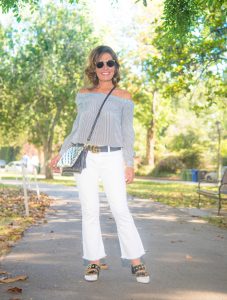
[121, 101, 135, 167]
[59, 116, 80, 156]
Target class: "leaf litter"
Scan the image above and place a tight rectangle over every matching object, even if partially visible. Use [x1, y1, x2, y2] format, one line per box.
[0, 185, 53, 298]
[7, 286, 23, 293]
[0, 275, 28, 284]
[0, 186, 52, 257]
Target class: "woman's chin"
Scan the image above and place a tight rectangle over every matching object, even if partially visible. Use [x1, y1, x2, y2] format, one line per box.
[99, 77, 113, 82]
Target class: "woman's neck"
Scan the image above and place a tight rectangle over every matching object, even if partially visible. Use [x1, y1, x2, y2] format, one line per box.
[94, 81, 114, 92]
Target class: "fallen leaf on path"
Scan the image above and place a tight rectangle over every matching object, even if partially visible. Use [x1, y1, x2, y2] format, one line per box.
[7, 286, 22, 293]
[8, 241, 16, 247]
[171, 240, 184, 243]
[216, 235, 224, 239]
[0, 274, 8, 280]
[0, 275, 28, 283]
[186, 255, 193, 260]
[100, 263, 109, 270]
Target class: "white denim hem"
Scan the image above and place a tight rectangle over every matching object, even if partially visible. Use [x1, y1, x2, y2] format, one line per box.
[120, 251, 146, 260]
[82, 254, 107, 261]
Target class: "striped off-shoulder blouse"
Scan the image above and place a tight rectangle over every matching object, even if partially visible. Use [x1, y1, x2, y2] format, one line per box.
[59, 92, 135, 167]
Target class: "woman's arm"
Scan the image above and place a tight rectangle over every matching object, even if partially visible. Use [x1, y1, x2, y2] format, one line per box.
[59, 117, 80, 156]
[59, 92, 84, 155]
[121, 91, 135, 183]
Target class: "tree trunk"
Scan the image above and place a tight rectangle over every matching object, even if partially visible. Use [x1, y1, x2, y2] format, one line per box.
[41, 107, 62, 179]
[145, 125, 155, 168]
[145, 90, 157, 167]
[43, 143, 53, 179]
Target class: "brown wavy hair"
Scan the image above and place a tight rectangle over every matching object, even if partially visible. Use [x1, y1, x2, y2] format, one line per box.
[85, 45, 120, 88]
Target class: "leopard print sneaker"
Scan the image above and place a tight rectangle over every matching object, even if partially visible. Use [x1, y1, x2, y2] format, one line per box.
[131, 263, 150, 283]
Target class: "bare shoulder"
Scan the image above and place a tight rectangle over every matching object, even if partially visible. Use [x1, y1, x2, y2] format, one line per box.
[114, 89, 132, 100]
[78, 87, 90, 94]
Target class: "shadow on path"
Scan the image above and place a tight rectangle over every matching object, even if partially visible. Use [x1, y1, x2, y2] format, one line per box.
[0, 180, 227, 300]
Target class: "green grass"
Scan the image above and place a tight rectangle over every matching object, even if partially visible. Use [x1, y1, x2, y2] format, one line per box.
[0, 216, 33, 239]
[127, 179, 216, 208]
[127, 179, 227, 228]
[39, 178, 76, 186]
[0, 174, 76, 186]
[202, 216, 227, 228]
[0, 183, 20, 189]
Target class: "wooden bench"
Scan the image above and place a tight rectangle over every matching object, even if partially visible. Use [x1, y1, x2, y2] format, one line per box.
[197, 169, 227, 215]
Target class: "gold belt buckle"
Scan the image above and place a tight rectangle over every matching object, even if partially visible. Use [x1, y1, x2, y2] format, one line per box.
[90, 145, 99, 153]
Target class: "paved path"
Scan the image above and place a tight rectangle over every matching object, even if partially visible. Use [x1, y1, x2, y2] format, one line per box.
[0, 180, 227, 300]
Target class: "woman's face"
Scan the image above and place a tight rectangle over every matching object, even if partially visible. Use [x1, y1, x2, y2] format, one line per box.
[95, 52, 116, 83]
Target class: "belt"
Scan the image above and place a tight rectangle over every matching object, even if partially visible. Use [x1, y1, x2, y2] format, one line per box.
[78, 144, 121, 153]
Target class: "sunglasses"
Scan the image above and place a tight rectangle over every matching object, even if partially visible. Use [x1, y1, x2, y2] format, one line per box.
[96, 60, 116, 69]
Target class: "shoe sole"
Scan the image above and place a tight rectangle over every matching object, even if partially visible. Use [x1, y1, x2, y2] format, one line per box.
[136, 276, 150, 284]
[84, 274, 98, 282]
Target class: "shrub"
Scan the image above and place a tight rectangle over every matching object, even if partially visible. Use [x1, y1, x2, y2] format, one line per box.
[221, 141, 227, 166]
[222, 157, 227, 166]
[180, 149, 202, 168]
[169, 130, 199, 152]
[135, 164, 154, 176]
[152, 155, 185, 175]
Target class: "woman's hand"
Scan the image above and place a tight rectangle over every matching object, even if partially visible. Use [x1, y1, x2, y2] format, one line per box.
[125, 166, 134, 184]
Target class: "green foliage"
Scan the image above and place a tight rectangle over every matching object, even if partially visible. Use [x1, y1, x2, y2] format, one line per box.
[135, 164, 154, 177]
[163, 0, 226, 39]
[221, 140, 227, 166]
[1, 4, 98, 139]
[127, 180, 204, 208]
[143, 0, 226, 107]
[221, 139, 227, 155]
[135, 0, 148, 6]
[0, 147, 21, 163]
[0, 0, 39, 21]
[222, 157, 227, 166]
[180, 149, 202, 168]
[152, 155, 185, 175]
[169, 130, 200, 151]
[0, 0, 147, 22]
[0, 4, 99, 178]
[163, 0, 200, 36]
[1, 1, 225, 40]
[203, 216, 227, 229]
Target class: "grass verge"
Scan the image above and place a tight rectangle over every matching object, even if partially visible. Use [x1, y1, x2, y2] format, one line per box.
[126, 179, 227, 228]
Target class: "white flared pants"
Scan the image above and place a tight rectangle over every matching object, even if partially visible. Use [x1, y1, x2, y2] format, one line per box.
[76, 149, 145, 261]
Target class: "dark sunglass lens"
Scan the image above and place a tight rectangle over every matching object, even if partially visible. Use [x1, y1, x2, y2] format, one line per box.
[107, 60, 115, 67]
[96, 62, 104, 68]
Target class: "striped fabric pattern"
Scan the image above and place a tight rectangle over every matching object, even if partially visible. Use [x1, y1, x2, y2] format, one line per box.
[59, 92, 135, 167]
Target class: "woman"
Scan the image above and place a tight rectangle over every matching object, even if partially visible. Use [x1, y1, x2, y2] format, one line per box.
[55, 45, 150, 284]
